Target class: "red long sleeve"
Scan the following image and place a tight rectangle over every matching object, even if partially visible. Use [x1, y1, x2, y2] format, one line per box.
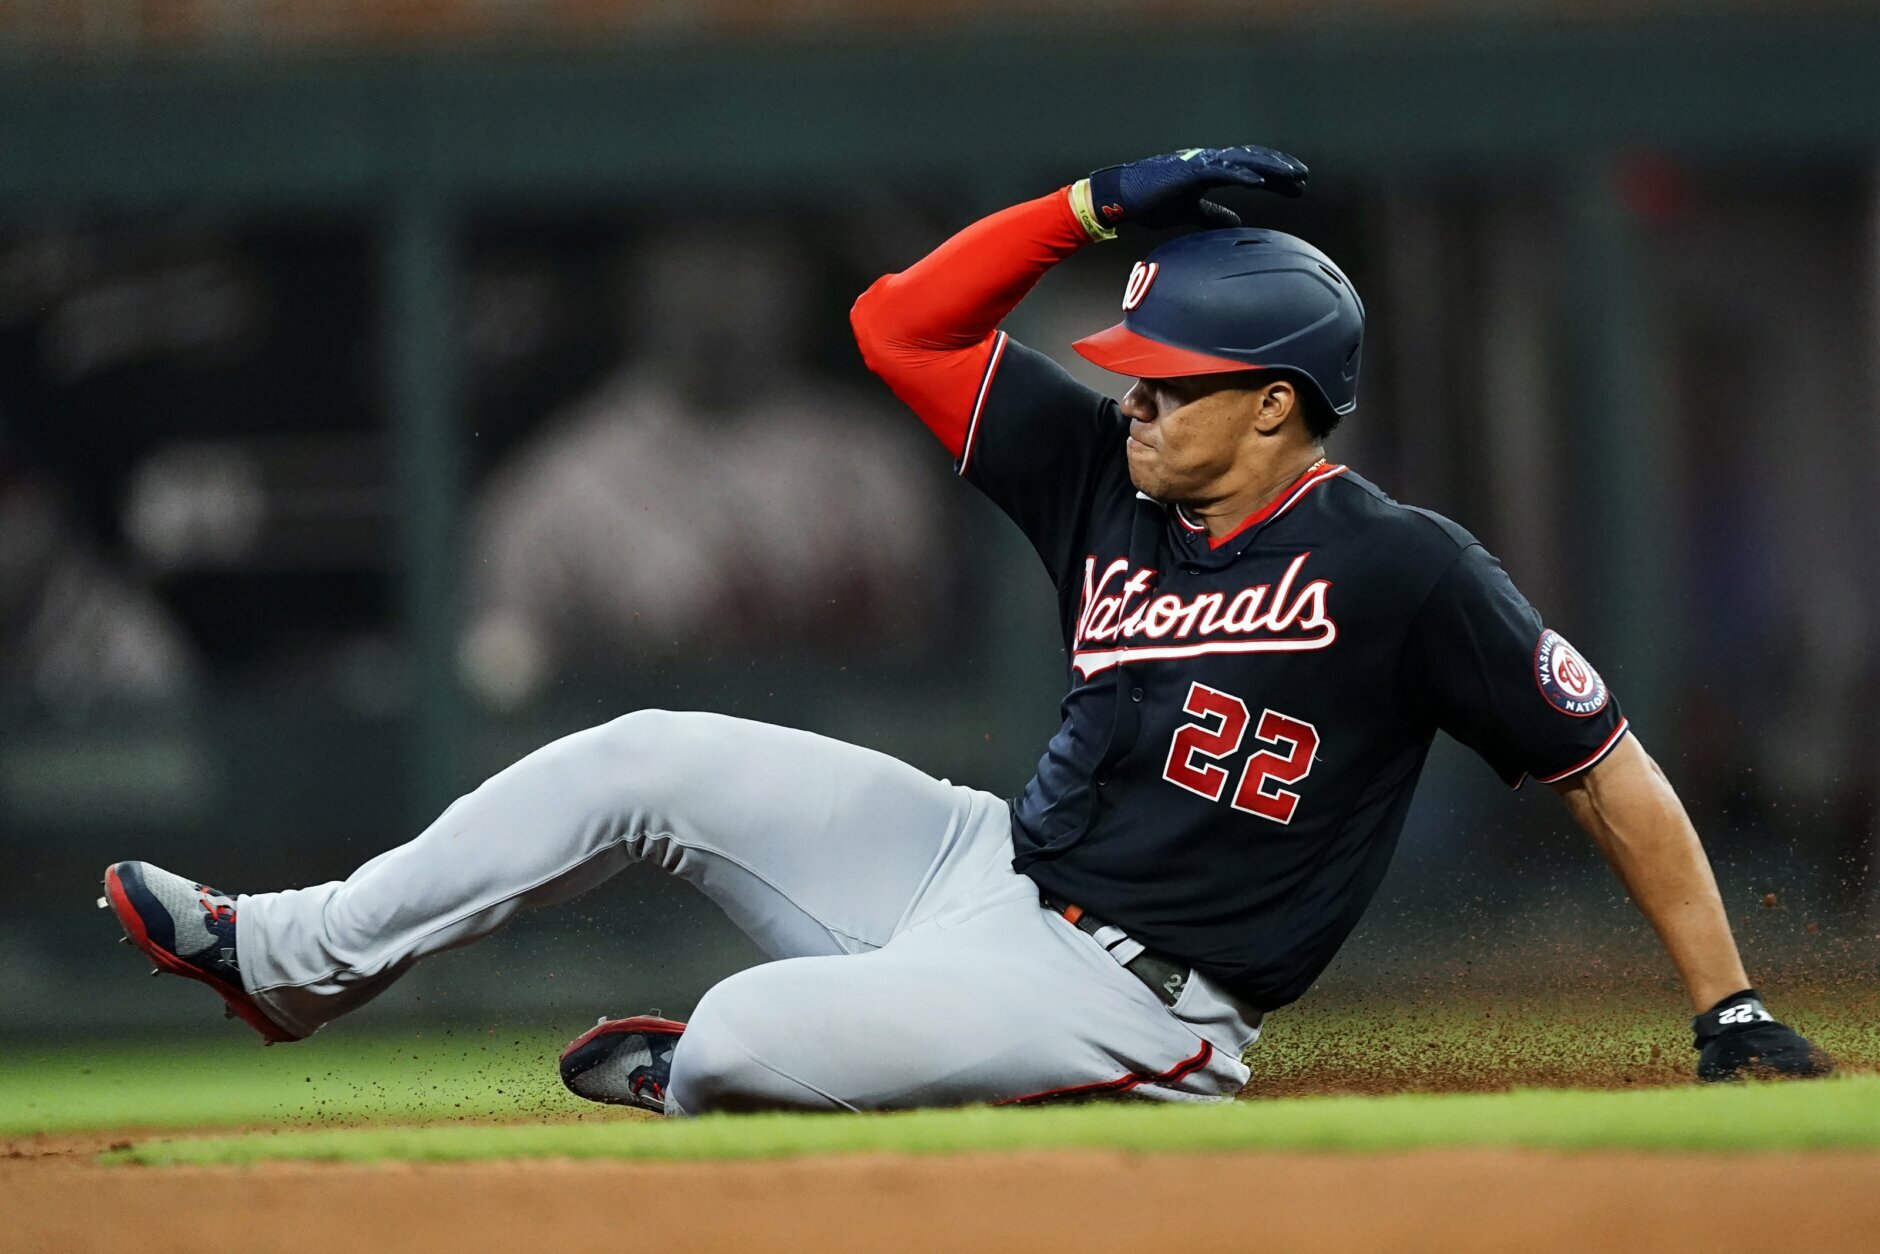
[852, 187, 1093, 458]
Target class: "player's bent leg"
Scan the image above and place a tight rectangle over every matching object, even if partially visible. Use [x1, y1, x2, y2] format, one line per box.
[227, 710, 988, 1039]
[665, 986, 856, 1114]
[661, 872, 1257, 1115]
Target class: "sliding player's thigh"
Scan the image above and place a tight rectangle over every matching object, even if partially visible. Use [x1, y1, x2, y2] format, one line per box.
[564, 710, 996, 958]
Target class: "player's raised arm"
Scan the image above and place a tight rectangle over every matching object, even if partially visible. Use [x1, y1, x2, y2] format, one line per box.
[849, 188, 1094, 459]
[1550, 737, 1835, 1081]
[850, 146, 1308, 459]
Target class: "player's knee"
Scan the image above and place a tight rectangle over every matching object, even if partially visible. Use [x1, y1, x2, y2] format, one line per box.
[552, 708, 707, 796]
[592, 708, 739, 773]
[595, 707, 683, 754]
[667, 978, 837, 1116]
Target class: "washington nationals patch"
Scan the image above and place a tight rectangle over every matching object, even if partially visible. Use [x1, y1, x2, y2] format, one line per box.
[1534, 629, 1608, 717]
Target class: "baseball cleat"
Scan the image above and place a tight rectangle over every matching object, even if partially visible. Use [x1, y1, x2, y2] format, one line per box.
[559, 1013, 686, 1113]
[99, 861, 299, 1044]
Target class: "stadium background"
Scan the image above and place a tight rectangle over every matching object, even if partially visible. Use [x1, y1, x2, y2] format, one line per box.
[3, 0, 1877, 1041]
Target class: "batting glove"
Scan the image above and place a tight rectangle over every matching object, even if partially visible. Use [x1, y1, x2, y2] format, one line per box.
[1692, 989, 1834, 1082]
[1080, 145, 1309, 238]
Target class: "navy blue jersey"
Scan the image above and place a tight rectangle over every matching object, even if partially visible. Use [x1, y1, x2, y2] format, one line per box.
[961, 336, 1629, 1010]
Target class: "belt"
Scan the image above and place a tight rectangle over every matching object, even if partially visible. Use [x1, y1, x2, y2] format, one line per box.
[1041, 893, 1190, 1007]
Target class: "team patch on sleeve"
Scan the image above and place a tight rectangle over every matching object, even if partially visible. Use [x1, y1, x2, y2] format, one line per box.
[1533, 629, 1608, 717]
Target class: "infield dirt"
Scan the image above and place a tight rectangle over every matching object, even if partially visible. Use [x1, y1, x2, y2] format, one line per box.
[7, 1132, 1880, 1254]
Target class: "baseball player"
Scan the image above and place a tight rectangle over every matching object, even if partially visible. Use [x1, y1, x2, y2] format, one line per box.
[100, 146, 1831, 1112]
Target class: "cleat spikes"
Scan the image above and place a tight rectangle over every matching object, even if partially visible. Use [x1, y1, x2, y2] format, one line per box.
[105, 860, 299, 1045]
[119, 937, 131, 946]
[97, 896, 108, 909]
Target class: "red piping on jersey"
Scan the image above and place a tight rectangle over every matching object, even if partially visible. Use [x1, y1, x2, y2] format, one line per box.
[997, 1039, 1215, 1106]
[851, 187, 1095, 460]
[1531, 717, 1632, 786]
[957, 331, 1009, 475]
[1185, 462, 1349, 550]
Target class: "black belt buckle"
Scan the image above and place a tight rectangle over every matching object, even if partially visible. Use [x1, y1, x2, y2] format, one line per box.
[1042, 893, 1188, 1008]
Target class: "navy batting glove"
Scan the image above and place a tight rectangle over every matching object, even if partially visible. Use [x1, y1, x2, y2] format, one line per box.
[1086, 145, 1308, 233]
[1692, 989, 1834, 1082]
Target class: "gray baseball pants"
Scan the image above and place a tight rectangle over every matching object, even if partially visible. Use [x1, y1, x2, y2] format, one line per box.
[236, 710, 1260, 1113]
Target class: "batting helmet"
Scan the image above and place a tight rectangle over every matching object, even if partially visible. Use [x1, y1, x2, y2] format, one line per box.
[1072, 229, 1365, 416]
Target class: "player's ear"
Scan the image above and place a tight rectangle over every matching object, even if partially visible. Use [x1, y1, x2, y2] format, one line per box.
[1250, 379, 1295, 435]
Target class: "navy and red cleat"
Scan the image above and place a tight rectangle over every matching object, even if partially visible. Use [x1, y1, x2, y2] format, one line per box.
[98, 861, 299, 1044]
[559, 1014, 686, 1114]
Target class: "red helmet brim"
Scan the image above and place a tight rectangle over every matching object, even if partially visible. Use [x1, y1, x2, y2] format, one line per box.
[1070, 322, 1258, 379]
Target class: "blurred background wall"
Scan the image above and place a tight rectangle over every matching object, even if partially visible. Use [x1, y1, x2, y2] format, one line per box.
[3, 1, 1877, 1038]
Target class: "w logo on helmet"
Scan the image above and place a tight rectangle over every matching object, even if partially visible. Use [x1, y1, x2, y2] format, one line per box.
[1121, 261, 1159, 312]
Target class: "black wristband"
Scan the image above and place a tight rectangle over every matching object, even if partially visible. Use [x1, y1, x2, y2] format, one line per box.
[1692, 989, 1773, 1047]
[1702, 988, 1761, 1017]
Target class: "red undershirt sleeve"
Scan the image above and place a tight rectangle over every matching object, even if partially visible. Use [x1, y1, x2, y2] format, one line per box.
[851, 187, 1097, 459]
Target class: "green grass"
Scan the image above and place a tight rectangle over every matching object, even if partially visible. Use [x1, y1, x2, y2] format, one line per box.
[0, 1029, 586, 1135]
[112, 1074, 1880, 1166]
[6, 992, 1875, 1164]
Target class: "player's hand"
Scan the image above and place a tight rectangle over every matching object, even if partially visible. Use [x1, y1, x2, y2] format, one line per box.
[1692, 990, 1834, 1081]
[1086, 146, 1309, 232]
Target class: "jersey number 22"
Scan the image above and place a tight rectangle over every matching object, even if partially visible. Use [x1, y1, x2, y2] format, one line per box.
[1162, 681, 1319, 825]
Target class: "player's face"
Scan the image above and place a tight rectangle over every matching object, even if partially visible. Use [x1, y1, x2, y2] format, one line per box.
[1119, 374, 1268, 503]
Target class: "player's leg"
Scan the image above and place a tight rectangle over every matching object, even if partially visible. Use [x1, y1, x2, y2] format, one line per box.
[552, 794, 1258, 1114]
[658, 856, 1259, 1113]
[179, 711, 989, 1039]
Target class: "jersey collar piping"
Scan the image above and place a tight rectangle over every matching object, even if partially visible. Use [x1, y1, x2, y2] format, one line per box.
[1171, 462, 1349, 555]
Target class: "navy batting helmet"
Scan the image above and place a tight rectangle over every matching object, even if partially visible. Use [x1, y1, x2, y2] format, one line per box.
[1072, 229, 1364, 416]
